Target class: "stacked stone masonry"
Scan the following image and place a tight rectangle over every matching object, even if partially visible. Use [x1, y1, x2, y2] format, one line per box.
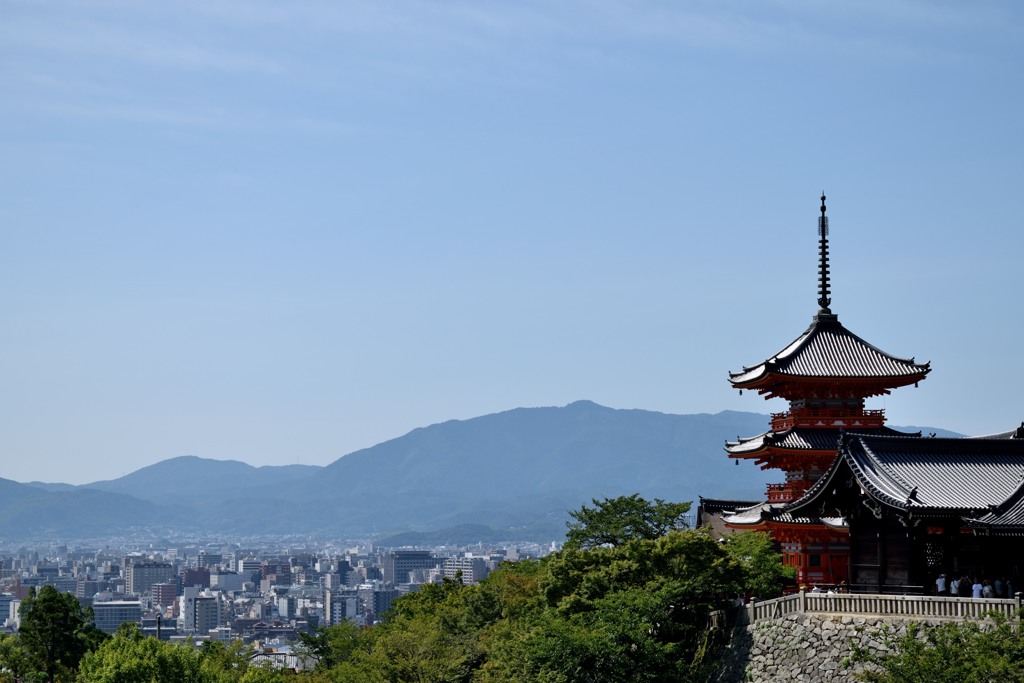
[714, 613, 938, 683]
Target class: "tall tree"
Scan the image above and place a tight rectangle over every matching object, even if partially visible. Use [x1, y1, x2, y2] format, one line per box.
[297, 621, 365, 671]
[18, 585, 105, 682]
[564, 494, 691, 549]
[487, 529, 744, 682]
[720, 531, 794, 599]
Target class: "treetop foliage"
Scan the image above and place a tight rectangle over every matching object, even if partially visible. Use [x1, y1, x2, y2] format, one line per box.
[850, 612, 1024, 683]
[17, 584, 106, 683]
[563, 494, 692, 550]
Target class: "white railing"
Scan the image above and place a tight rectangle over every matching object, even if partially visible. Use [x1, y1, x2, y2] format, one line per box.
[746, 590, 1023, 624]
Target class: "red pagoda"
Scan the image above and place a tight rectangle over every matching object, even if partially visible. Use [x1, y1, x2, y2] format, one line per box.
[710, 195, 931, 586]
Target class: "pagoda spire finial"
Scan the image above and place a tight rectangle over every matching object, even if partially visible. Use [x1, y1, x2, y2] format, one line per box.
[817, 192, 832, 315]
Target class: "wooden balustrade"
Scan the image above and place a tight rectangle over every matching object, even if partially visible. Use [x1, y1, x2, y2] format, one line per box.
[744, 590, 1024, 625]
[765, 481, 812, 502]
[770, 409, 886, 430]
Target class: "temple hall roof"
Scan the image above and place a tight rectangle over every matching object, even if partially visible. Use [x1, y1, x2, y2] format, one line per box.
[789, 432, 1024, 519]
[729, 313, 931, 394]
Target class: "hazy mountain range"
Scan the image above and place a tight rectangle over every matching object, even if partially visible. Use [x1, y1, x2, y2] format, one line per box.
[1, 401, 960, 543]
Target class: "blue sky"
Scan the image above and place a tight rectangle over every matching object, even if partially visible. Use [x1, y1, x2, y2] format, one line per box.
[2, 1, 1022, 484]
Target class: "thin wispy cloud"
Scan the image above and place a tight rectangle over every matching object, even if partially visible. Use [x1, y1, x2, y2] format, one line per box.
[0, 16, 285, 74]
[3, 0, 1022, 484]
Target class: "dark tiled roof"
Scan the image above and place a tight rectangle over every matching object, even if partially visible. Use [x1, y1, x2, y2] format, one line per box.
[969, 423, 1024, 440]
[971, 491, 1024, 529]
[729, 313, 930, 388]
[790, 433, 1024, 517]
[715, 500, 843, 528]
[726, 426, 914, 455]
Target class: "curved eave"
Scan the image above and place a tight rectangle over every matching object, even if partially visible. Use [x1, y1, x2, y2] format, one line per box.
[721, 502, 776, 526]
[727, 440, 839, 457]
[965, 478, 1024, 527]
[729, 371, 929, 397]
[724, 433, 767, 454]
[821, 517, 848, 530]
[724, 518, 846, 535]
[786, 450, 853, 518]
[728, 313, 931, 393]
[726, 426, 914, 457]
[837, 437, 920, 511]
[722, 501, 841, 529]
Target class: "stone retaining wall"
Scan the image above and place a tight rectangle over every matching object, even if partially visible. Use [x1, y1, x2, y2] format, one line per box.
[714, 613, 928, 683]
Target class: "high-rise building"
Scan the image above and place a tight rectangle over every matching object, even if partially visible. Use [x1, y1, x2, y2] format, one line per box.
[197, 552, 222, 569]
[237, 559, 261, 583]
[325, 588, 361, 626]
[93, 600, 142, 634]
[126, 562, 175, 597]
[0, 593, 13, 627]
[181, 567, 210, 589]
[442, 557, 489, 585]
[210, 571, 244, 592]
[152, 580, 178, 608]
[75, 580, 101, 602]
[179, 586, 222, 634]
[194, 593, 222, 635]
[382, 551, 438, 584]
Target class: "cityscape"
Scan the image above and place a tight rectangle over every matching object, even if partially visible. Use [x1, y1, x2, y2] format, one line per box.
[0, 535, 551, 668]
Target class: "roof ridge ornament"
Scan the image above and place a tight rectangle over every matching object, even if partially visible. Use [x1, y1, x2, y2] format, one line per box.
[817, 192, 832, 315]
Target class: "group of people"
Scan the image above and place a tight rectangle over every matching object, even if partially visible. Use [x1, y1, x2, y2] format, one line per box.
[935, 573, 1016, 598]
[809, 581, 848, 594]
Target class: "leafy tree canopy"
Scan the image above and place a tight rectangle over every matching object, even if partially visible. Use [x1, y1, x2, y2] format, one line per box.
[76, 624, 286, 683]
[0, 632, 32, 683]
[850, 613, 1024, 683]
[719, 531, 795, 600]
[297, 621, 366, 672]
[486, 529, 744, 683]
[564, 494, 691, 550]
[76, 623, 204, 683]
[19, 584, 106, 683]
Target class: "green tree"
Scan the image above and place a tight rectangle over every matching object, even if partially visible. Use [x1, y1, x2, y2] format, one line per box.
[19, 585, 106, 682]
[564, 494, 691, 549]
[332, 577, 497, 682]
[196, 639, 254, 682]
[485, 529, 744, 682]
[0, 632, 32, 683]
[76, 623, 204, 683]
[237, 664, 288, 683]
[296, 621, 365, 671]
[849, 613, 1024, 682]
[76, 625, 278, 683]
[720, 531, 794, 599]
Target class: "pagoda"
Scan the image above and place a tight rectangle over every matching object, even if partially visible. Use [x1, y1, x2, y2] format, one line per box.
[716, 194, 931, 586]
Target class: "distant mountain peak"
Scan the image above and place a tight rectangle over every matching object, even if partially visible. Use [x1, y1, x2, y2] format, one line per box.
[0, 403, 960, 542]
[565, 399, 602, 409]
